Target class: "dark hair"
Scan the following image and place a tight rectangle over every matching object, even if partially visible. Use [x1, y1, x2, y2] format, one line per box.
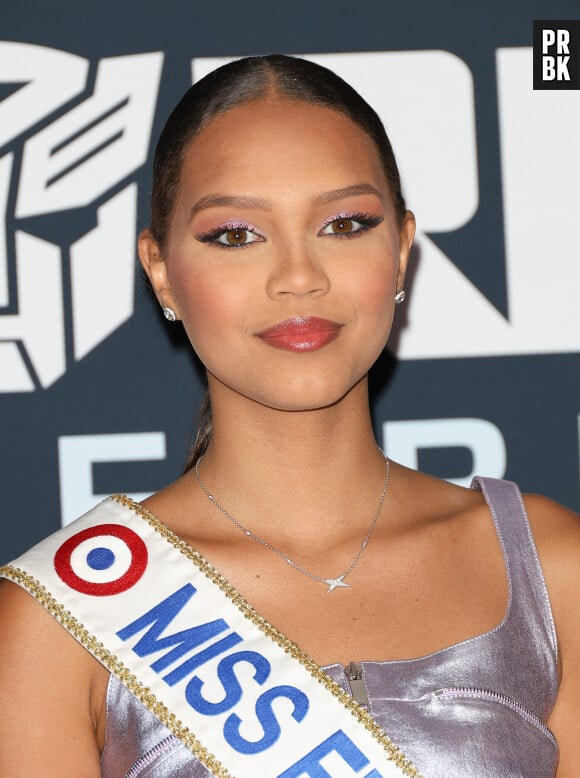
[149, 55, 407, 470]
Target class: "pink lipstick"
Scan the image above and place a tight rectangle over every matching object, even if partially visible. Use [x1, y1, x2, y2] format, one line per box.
[256, 317, 342, 352]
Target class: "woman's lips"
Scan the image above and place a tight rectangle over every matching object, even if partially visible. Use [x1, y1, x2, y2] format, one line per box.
[256, 316, 343, 352]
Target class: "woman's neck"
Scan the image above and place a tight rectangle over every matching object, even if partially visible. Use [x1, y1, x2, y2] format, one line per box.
[195, 376, 388, 545]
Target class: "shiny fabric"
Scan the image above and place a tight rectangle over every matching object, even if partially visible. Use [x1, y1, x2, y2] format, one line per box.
[101, 478, 559, 777]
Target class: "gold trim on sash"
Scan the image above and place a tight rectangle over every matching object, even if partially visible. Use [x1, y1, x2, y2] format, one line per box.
[0, 494, 420, 777]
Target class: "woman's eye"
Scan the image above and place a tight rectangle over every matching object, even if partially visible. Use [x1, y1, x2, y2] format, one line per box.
[197, 224, 263, 249]
[319, 213, 382, 238]
[325, 217, 356, 235]
[216, 228, 258, 247]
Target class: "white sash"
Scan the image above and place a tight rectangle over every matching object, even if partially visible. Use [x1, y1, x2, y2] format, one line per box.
[0, 495, 419, 778]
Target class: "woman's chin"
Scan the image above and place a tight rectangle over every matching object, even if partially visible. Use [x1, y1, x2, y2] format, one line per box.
[246, 376, 367, 414]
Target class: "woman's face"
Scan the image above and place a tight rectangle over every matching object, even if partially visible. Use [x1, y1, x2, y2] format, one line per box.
[141, 96, 414, 412]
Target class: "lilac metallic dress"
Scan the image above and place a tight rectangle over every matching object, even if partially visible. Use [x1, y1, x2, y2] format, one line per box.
[101, 478, 559, 777]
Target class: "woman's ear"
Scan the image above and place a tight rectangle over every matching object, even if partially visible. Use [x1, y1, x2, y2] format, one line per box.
[138, 229, 180, 318]
[396, 211, 416, 295]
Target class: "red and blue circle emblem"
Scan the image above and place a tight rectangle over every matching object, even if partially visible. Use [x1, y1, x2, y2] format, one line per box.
[54, 524, 148, 596]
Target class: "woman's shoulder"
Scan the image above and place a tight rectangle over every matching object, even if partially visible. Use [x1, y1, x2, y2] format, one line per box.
[391, 464, 580, 575]
[521, 492, 580, 621]
[0, 576, 107, 774]
[389, 461, 491, 527]
[0, 554, 111, 687]
[523, 490, 580, 547]
[0, 574, 85, 663]
[0, 498, 125, 767]
[392, 461, 579, 528]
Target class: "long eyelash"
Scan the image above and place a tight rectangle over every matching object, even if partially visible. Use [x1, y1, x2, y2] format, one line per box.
[323, 211, 384, 238]
[196, 222, 258, 249]
[196, 227, 227, 244]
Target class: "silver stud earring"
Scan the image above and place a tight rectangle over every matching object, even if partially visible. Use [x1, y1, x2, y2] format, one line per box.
[163, 306, 177, 321]
[394, 290, 406, 304]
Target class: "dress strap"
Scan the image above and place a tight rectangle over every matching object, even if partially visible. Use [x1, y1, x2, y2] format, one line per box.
[471, 477, 558, 658]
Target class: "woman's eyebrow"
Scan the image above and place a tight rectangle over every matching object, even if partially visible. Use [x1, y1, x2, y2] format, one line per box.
[190, 194, 271, 218]
[313, 183, 383, 206]
[190, 183, 383, 219]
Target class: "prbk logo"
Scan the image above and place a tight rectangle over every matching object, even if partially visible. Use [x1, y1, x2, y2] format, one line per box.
[0, 43, 163, 392]
[533, 20, 580, 89]
[194, 51, 580, 360]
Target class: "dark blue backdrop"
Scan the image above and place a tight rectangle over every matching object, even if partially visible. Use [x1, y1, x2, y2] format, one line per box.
[1, 0, 579, 561]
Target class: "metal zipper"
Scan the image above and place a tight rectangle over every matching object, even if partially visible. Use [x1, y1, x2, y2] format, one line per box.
[344, 661, 370, 709]
[434, 687, 556, 745]
[124, 734, 179, 778]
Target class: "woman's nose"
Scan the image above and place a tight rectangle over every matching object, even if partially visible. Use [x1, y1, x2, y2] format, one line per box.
[266, 243, 331, 300]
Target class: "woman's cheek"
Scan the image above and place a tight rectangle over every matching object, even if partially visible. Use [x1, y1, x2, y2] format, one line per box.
[351, 261, 396, 324]
[170, 262, 249, 349]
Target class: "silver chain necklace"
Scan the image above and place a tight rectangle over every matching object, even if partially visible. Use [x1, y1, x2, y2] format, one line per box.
[194, 455, 390, 594]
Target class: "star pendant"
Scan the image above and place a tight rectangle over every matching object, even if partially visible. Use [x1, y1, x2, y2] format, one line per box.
[323, 573, 350, 594]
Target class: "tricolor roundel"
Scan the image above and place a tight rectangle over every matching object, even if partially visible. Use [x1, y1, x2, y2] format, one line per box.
[54, 524, 148, 596]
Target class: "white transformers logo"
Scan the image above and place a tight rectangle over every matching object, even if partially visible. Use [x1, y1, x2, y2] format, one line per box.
[0, 43, 163, 392]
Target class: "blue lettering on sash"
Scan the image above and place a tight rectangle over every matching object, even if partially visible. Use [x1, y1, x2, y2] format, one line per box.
[116, 583, 231, 672]
[186, 650, 271, 714]
[278, 729, 382, 778]
[164, 632, 243, 685]
[224, 685, 310, 755]
[116, 584, 315, 757]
